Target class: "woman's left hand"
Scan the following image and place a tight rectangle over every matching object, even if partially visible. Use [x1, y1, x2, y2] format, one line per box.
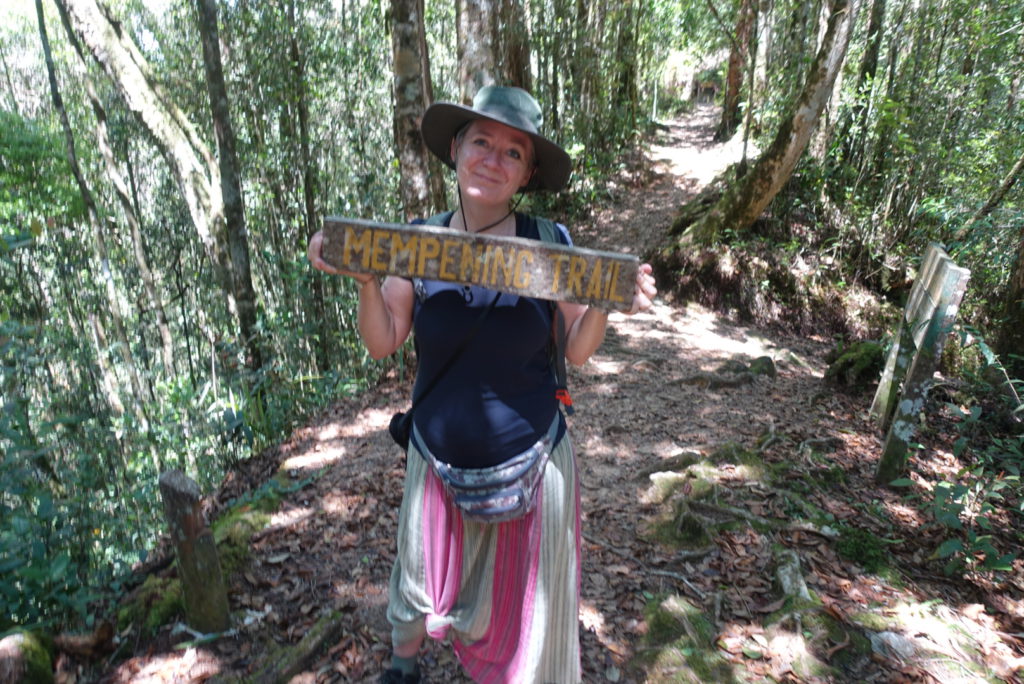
[625, 263, 657, 315]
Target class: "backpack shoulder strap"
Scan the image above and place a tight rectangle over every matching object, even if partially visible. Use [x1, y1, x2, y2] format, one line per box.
[425, 211, 455, 227]
[534, 216, 561, 245]
[530, 215, 576, 416]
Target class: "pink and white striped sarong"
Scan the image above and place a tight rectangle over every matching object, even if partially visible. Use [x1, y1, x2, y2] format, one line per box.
[386, 433, 581, 683]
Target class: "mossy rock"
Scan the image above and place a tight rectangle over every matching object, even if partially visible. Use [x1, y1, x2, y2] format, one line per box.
[211, 480, 285, 577]
[642, 471, 691, 504]
[706, 442, 766, 479]
[749, 355, 777, 378]
[633, 594, 735, 683]
[212, 504, 272, 578]
[0, 630, 53, 684]
[117, 574, 183, 637]
[835, 525, 890, 573]
[824, 341, 884, 389]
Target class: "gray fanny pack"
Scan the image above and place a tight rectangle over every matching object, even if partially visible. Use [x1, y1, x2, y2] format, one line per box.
[411, 417, 558, 523]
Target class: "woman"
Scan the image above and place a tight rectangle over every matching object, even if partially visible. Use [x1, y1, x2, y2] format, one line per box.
[308, 86, 657, 683]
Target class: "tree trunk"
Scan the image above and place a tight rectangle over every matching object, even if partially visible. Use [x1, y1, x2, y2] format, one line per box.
[999, 229, 1024, 378]
[195, 0, 262, 371]
[0, 40, 19, 116]
[288, 0, 330, 372]
[612, 0, 640, 134]
[55, 3, 176, 376]
[680, 0, 860, 245]
[54, 0, 262, 359]
[841, 0, 886, 163]
[391, 0, 442, 220]
[495, 0, 531, 90]
[717, 0, 756, 141]
[810, 0, 847, 160]
[39, 0, 150, 420]
[958, 147, 1024, 240]
[457, 0, 497, 102]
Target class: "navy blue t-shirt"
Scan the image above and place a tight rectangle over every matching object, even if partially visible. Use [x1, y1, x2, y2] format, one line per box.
[410, 213, 570, 468]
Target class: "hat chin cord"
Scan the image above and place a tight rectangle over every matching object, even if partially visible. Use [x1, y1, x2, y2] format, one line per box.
[456, 183, 524, 234]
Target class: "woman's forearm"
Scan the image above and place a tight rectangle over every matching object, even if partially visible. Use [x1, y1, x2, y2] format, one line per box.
[357, 278, 401, 359]
[565, 306, 608, 366]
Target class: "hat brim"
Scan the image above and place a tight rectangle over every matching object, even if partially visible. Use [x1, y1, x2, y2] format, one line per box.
[422, 102, 571, 192]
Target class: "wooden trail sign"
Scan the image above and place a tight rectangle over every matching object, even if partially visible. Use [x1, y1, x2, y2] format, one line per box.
[321, 217, 640, 310]
[871, 243, 970, 485]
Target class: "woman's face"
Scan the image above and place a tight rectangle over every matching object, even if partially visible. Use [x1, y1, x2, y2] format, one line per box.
[451, 119, 536, 207]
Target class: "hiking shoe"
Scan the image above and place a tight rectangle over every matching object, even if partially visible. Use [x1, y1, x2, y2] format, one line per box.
[379, 665, 421, 684]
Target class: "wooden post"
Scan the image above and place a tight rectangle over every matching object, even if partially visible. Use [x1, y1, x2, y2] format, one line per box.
[875, 249, 970, 484]
[158, 470, 230, 633]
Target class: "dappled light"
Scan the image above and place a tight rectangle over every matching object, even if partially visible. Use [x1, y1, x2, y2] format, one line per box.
[103, 647, 222, 683]
[4, 0, 1023, 680]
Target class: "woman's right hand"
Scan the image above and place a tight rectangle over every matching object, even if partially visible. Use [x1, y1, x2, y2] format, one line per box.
[308, 229, 414, 358]
[307, 230, 373, 284]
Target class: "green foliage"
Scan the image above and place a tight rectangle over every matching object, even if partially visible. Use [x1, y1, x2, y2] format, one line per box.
[0, 111, 82, 256]
[1, 1, 392, 631]
[891, 396, 1022, 575]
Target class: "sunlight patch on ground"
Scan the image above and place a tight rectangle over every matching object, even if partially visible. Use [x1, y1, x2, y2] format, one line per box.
[587, 360, 626, 376]
[285, 408, 396, 470]
[107, 647, 222, 683]
[321, 491, 361, 516]
[613, 302, 779, 362]
[579, 600, 630, 663]
[332, 579, 387, 605]
[270, 505, 315, 528]
[346, 408, 393, 433]
[765, 630, 815, 671]
[281, 447, 348, 470]
[882, 499, 926, 527]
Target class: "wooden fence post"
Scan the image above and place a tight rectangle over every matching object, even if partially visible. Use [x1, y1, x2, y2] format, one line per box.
[158, 470, 230, 633]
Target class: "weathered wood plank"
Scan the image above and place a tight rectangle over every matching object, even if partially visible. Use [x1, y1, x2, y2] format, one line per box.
[320, 217, 640, 309]
[903, 243, 944, 326]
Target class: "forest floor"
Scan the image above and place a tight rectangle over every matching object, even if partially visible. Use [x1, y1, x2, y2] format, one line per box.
[92, 104, 1024, 684]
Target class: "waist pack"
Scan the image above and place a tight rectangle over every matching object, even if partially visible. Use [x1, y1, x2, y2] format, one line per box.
[411, 422, 554, 524]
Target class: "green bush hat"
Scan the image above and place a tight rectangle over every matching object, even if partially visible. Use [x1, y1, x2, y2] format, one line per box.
[422, 86, 571, 192]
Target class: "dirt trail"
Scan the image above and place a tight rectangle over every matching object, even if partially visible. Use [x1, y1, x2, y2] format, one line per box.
[102, 104, 832, 683]
[99, 106, 1024, 683]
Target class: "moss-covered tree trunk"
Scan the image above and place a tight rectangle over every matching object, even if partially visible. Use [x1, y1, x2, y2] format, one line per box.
[676, 0, 860, 247]
[196, 0, 262, 371]
[159, 470, 230, 634]
[56, 0, 263, 371]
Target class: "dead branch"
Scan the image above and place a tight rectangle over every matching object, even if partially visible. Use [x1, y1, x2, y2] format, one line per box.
[649, 569, 708, 600]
